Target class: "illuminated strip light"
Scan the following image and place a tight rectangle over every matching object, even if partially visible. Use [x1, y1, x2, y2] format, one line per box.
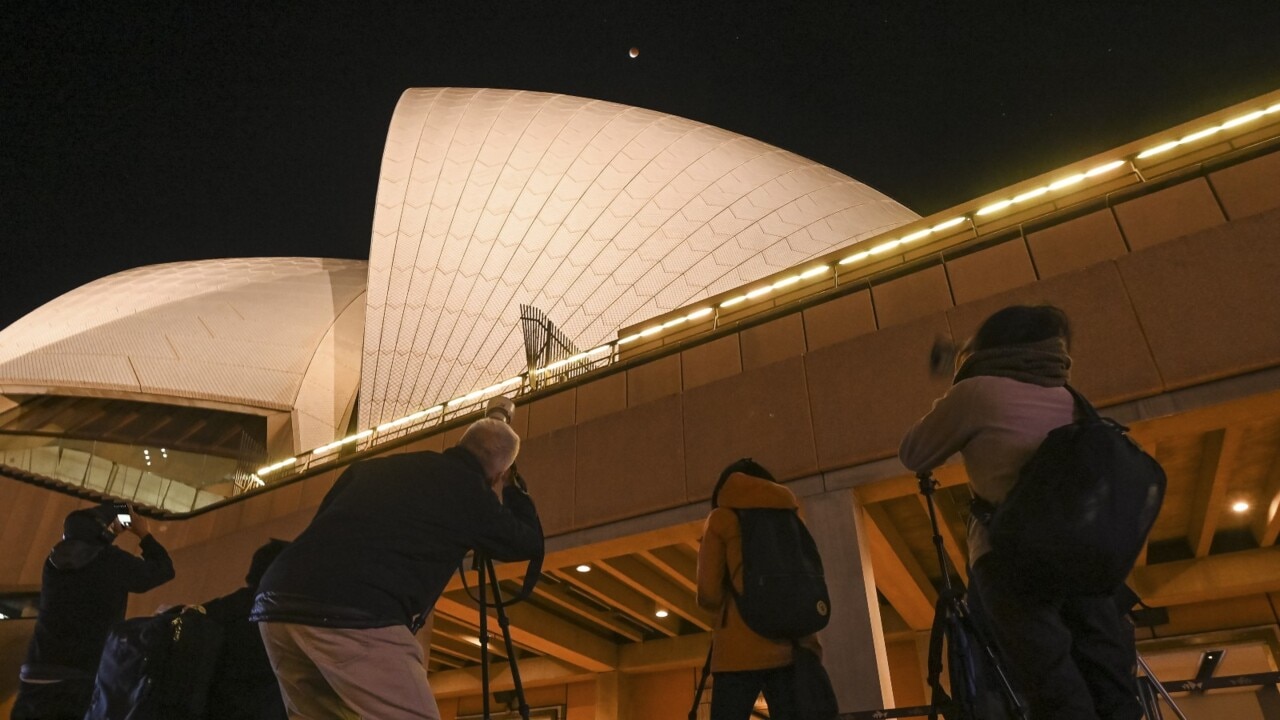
[977, 159, 1127, 216]
[256, 457, 296, 476]
[837, 217, 965, 266]
[538, 345, 612, 375]
[718, 266, 831, 308]
[313, 429, 374, 457]
[448, 389, 487, 407]
[622, 306, 719, 344]
[376, 404, 444, 433]
[1137, 104, 1280, 160]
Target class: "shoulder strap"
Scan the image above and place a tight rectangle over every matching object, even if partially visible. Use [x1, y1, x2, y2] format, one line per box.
[1065, 383, 1132, 432]
[1064, 383, 1100, 421]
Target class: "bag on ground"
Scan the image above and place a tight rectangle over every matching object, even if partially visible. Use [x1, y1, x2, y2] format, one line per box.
[86, 605, 225, 720]
[977, 385, 1166, 596]
[732, 508, 830, 640]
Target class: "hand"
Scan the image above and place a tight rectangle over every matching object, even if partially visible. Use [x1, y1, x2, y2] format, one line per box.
[124, 507, 151, 539]
[504, 467, 528, 493]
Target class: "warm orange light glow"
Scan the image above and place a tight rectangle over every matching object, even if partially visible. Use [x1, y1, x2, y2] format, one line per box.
[1231, 500, 1250, 513]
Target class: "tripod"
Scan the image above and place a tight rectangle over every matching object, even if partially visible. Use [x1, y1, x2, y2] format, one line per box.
[918, 472, 1027, 720]
[1135, 653, 1189, 720]
[463, 553, 533, 720]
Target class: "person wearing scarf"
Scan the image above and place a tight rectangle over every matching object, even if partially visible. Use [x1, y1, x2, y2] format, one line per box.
[900, 305, 1140, 720]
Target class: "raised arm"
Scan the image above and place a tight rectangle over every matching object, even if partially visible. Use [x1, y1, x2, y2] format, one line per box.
[899, 379, 986, 472]
[472, 480, 544, 563]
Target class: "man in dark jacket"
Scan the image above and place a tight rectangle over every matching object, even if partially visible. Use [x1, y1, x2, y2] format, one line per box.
[12, 503, 175, 720]
[203, 538, 291, 720]
[252, 418, 543, 720]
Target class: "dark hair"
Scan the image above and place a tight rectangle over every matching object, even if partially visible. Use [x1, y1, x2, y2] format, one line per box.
[972, 305, 1071, 352]
[710, 458, 776, 508]
[63, 504, 118, 544]
[245, 539, 290, 588]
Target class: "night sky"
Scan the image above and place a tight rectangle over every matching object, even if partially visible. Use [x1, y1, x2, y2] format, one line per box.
[3, 2, 1279, 331]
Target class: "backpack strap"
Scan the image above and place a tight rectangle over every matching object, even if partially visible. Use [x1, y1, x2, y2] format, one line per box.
[689, 642, 713, 720]
[1066, 383, 1134, 435]
[1063, 383, 1100, 421]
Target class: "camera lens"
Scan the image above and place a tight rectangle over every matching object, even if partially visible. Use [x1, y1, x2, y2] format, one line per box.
[929, 337, 956, 377]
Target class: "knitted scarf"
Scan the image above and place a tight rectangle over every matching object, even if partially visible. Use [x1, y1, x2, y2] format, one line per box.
[953, 335, 1071, 387]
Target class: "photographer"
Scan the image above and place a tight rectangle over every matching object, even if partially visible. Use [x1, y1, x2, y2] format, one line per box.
[202, 538, 291, 720]
[251, 416, 543, 720]
[696, 458, 825, 720]
[899, 305, 1139, 720]
[13, 503, 174, 720]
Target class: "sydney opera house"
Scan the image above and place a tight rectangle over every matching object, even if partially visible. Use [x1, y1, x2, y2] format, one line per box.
[3, 86, 1280, 717]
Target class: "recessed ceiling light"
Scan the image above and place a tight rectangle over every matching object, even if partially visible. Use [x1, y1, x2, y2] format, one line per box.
[576, 564, 591, 573]
[1231, 500, 1250, 513]
[655, 609, 669, 618]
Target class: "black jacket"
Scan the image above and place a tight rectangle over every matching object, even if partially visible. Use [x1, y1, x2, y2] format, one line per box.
[203, 587, 286, 720]
[23, 534, 175, 676]
[252, 446, 543, 628]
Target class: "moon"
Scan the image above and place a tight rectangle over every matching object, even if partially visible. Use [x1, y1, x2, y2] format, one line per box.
[629, 47, 639, 59]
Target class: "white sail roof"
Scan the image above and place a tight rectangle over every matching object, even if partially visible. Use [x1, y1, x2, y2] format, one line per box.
[0, 258, 367, 450]
[360, 87, 918, 428]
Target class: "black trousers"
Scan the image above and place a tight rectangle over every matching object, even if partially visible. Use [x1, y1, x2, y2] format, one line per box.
[969, 553, 1142, 720]
[711, 664, 797, 720]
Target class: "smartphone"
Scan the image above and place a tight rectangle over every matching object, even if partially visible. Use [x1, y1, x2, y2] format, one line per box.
[113, 503, 131, 527]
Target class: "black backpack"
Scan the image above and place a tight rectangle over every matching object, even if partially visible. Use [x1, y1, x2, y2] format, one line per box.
[976, 385, 1166, 597]
[86, 606, 225, 720]
[732, 508, 831, 640]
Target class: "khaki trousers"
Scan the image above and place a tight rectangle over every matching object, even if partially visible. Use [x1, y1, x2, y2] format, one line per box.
[260, 622, 439, 720]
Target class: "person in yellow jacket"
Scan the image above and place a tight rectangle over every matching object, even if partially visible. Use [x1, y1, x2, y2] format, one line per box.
[696, 458, 820, 720]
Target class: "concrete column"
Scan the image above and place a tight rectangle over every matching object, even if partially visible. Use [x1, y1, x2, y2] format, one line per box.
[595, 671, 622, 720]
[802, 489, 894, 712]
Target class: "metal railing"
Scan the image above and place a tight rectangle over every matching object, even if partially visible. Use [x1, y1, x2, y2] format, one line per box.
[1, 438, 231, 512]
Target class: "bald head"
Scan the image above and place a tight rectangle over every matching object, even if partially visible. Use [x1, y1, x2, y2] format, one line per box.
[458, 418, 520, 478]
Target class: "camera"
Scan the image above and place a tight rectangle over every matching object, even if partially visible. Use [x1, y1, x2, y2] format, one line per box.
[485, 397, 515, 424]
[484, 397, 527, 493]
[929, 336, 957, 377]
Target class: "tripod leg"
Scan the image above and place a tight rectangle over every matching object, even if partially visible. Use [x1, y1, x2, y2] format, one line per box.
[1136, 654, 1188, 720]
[478, 562, 492, 719]
[1146, 671, 1167, 717]
[486, 559, 530, 720]
[919, 473, 1027, 720]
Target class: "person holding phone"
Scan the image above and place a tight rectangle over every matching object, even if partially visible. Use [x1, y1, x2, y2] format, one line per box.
[13, 503, 175, 720]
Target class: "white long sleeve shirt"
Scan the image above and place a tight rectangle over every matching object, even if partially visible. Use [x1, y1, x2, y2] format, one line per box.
[899, 375, 1074, 561]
